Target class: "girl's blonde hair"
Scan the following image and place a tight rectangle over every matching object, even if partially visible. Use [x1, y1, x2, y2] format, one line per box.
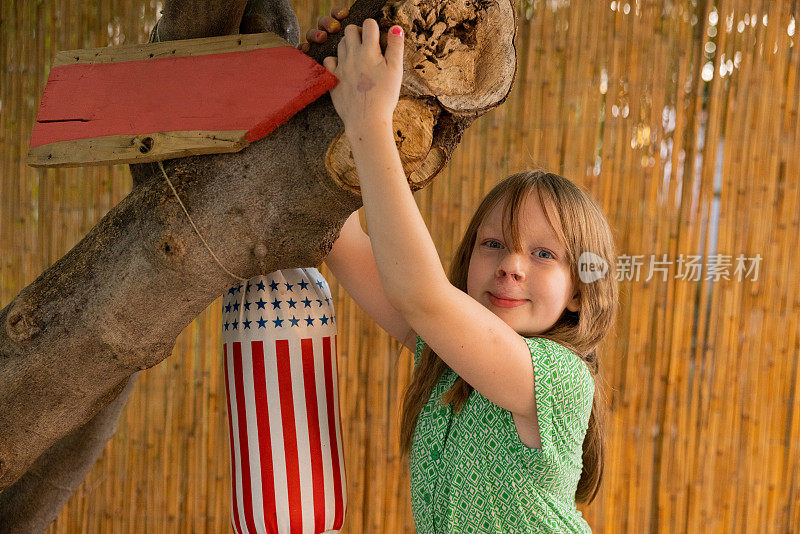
[398, 170, 619, 505]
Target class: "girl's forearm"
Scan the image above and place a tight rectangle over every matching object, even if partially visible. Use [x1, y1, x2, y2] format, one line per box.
[346, 123, 449, 312]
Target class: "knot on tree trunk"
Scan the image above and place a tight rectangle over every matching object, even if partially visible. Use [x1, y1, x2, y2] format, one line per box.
[5, 302, 41, 343]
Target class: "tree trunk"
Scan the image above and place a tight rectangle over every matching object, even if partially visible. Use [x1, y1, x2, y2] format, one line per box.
[0, 0, 516, 529]
[0, 374, 139, 532]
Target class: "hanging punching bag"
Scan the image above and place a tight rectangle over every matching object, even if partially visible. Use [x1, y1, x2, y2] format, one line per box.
[221, 268, 347, 534]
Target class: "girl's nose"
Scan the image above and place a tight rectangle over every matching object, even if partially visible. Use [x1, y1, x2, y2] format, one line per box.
[496, 253, 526, 281]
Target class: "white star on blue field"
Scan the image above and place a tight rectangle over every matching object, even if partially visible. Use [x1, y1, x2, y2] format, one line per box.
[222, 273, 335, 331]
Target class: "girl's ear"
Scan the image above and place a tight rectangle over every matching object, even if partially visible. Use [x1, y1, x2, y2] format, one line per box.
[566, 290, 581, 312]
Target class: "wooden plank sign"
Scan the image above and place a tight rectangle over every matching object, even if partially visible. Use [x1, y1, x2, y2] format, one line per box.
[27, 32, 338, 168]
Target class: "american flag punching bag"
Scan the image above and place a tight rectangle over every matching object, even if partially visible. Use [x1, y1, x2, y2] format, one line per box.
[222, 268, 347, 534]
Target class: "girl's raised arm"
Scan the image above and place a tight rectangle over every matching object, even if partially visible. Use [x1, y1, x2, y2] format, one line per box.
[324, 211, 417, 352]
[322, 20, 539, 422]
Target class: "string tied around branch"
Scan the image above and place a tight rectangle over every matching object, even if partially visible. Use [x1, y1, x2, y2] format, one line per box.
[147, 154, 249, 325]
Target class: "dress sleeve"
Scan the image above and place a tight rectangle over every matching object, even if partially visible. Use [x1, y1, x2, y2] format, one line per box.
[519, 336, 594, 454]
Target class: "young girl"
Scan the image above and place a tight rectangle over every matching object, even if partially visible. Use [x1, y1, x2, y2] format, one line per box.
[313, 15, 619, 533]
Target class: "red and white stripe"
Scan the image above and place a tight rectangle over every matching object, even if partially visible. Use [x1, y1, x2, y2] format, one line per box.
[223, 335, 346, 534]
[221, 268, 347, 534]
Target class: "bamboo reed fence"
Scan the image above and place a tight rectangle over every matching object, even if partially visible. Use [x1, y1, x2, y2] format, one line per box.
[1, 0, 799, 532]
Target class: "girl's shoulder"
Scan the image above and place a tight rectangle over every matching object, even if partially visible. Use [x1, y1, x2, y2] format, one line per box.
[522, 336, 592, 385]
[414, 334, 589, 381]
[523, 335, 579, 359]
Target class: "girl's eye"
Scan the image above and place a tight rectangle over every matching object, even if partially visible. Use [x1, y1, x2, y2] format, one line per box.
[483, 239, 503, 249]
[535, 249, 554, 259]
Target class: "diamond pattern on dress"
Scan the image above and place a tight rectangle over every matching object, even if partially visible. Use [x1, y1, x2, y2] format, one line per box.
[409, 335, 594, 533]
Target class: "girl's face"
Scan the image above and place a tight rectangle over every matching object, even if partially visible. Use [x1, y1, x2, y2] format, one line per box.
[466, 192, 580, 336]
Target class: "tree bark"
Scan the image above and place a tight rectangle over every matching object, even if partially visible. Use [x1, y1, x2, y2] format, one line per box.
[0, 374, 139, 532]
[0, 0, 516, 529]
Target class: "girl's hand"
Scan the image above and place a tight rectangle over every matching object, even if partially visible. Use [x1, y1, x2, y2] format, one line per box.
[296, 5, 349, 54]
[321, 19, 404, 136]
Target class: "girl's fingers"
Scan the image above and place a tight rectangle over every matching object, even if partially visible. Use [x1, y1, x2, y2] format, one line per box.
[305, 28, 327, 43]
[331, 5, 349, 20]
[322, 56, 338, 75]
[361, 18, 379, 53]
[385, 25, 404, 70]
[317, 15, 341, 33]
[343, 23, 362, 42]
[299, 6, 349, 53]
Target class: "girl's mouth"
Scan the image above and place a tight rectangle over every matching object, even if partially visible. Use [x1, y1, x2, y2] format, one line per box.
[488, 292, 528, 308]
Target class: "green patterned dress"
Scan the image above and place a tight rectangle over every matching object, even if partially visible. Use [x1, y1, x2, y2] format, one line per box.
[408, 335, 593, 533]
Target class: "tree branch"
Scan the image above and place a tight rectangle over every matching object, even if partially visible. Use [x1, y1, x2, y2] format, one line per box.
[0, 375, 138, 532]
[0, 0, 516, 528]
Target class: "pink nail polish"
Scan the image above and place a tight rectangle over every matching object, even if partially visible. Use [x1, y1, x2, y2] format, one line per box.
[391, 26, 403, 35]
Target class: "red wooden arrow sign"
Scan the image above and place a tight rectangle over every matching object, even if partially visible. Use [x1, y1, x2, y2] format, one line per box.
[27, 32, 338, 168]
